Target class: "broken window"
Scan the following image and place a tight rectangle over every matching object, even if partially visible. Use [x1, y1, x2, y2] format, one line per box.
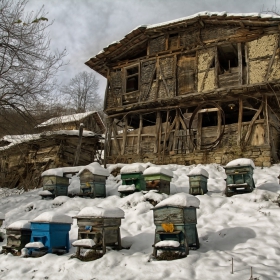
[125, 65, 139, 93]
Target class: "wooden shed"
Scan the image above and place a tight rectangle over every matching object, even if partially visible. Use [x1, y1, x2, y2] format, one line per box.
[74, 206, 124, 254]
[86, 12, 280, 167]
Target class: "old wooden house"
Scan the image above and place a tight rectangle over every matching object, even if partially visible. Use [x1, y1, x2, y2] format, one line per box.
[36, 111, 105, 134]
[86, 12, 280, 167]
[0, 131, 103, 190]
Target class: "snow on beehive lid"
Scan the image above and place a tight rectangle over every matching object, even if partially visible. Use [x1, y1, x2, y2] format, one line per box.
[8, 220, 31, 229]
[120, 163, 145, 174]
[78, 162, 109, 177]
[25, 242, 45, 249]
[154, 193, 200, 209]
[77, 206, 124, 218]
[32, 211, 72, 224]
[188, 167, 209, 178]
[72, 239, 96, 247]
[118, 184, 135, 192]
[225, 158, 255, 168]
[143, 166, 173, 177]
[0, 212, 5, 220]
[155, 240, 180, 247]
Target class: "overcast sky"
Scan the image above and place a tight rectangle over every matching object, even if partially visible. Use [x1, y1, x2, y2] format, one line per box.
[26, 0, 279, 97]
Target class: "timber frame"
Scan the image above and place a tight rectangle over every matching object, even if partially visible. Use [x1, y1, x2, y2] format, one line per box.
[86, 12, 280, 167]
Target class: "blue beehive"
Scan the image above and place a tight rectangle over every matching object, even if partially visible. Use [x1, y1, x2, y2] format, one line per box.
[30, 212, 72, 253]
[188, 167, 209, 195]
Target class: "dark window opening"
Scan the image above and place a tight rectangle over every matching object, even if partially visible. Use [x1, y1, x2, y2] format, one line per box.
[125, 65, 139, 93]
[169, 33, 179, 50]
[223, 101, 239, 125]
[242, 98, 263, 122]
[217, 44, 238, 73]
[201, 111, 218, 127]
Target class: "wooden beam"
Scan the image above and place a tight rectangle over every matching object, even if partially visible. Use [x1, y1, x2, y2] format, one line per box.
[197, 113, 202, 150]
[264, 94, 270, 145]
[112, 122, 121, 155]
[198, 108, 219, 113]
[121, 116, 128, 155]
[238, 43, 243, 85]
[163, 111, 170, 155]
[154, 111, 161, 153]
[265, 35, 279, 81]
[172, 109, 180, 154]
[237, 98, 243, 145]
[137, 115, 143, 154]
[73, 123, 84, 166]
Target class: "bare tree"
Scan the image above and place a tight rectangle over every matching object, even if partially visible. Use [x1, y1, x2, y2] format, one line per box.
[61, 71, 102, 113]
[0, 0, 67, 134]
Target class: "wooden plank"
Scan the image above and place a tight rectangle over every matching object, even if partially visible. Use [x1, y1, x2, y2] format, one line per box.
[265, 35, 279, 81]
[172, 110, 180, 154]
[163, 111, 170, 155]
[197, 113, 202, 150]
[121, 116, 128, 155]
[245, 43, 249, 84]
[264, 94, 270, 145]
[198, 108, 218, 113]
[244, 100, 264, 145]
[238, 43, 243, 85]
[237, 98, 243, 146]
[154, 112, 161, 153]
[214, 46, 218, 88]
[217, 104, 221, 139]
[111, 122, 121, 155]
[73, 123, 84, 166]
[137, 115, 143, 154]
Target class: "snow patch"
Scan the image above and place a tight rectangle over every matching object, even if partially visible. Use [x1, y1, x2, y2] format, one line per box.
[72, 239, 96, 247]
[8, 220, 31, 229]
[225, 158, 255, 168]
[32, 212, 72, 224]
[77, 206, 124, 218]
[155, 193, 200, 208]
[188, 167, 209, 178]
[78, 162, 109, 177]
[143, 166, 173, 177]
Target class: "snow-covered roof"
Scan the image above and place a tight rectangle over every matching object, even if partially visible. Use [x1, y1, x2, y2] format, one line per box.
[143, 166, 173, 177]
[188, 167, 209, 178]
[154, 193, 200, 208]
[78, 162, 110, 177]
[120, 163, 145, 174]
[8, 220, 31, 229]
[0, 131, 99, 151]
[31, 212, 72, 224]
[25, 242, 45, 249]
[76, 206, 125, 218]
[37, 111, 98, 127]
[72, 239, 96, 247]
[41, 166, 84, 177]
[225, 158, 255, 168]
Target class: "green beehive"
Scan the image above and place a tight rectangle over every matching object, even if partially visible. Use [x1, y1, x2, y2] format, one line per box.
[143, 166, 173, 195]
[152, 193, 200, 258]
[224, 158, 255, 197]
[118, 164, 146, 196]
[78, 162, 109, 198]
[42, 174, 69, 198]
[188, 167, 209, 195]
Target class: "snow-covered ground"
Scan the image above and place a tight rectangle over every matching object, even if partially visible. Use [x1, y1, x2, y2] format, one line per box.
[1, 162, 280, 280]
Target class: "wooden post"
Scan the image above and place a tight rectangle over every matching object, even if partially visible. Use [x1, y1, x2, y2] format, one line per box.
[197, 113, 202, 150]
[214, 46, 219, 88]
[264, 94, 270, 145]
[112, 121, 121, 155]
[238, 43, 243, 85]
[73, 123, 84, 166]
[237, 98, 243, 146]
[121, 116, 128, 155]
[154, 112, 161, 153]
[137, 115, 143, 154]
[163, 111, 170, 156]
[231, 258, 233, 274]
[217, 103, 222, 139]
[172, 109, 180, 154]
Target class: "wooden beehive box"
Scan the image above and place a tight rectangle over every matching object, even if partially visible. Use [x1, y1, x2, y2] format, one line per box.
[224, 158, 255, 197]
[188, 167, 209, 195]
[119, 164, 146, 196]
[3, 220, 31, 252]
[78, 162, 109, 198]
[30, 212, 72, 254]
[74, 206, 124, 254]
[42, 175, 69, 197]
[143, 167, 173, 195]
[151, 193, 200, 258]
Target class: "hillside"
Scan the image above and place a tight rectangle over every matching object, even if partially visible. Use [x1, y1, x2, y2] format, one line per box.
[0, 162, 280, 280]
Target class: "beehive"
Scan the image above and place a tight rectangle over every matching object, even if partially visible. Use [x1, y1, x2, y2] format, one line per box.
[143, 166, 173, 194]
[119, 164, 146, 196]
[30, 212, 72, 254]
[188, 167, 209, 195]
[74, 206, 124, 254]
[41, 175, 69, 198]
[78, 162, 109, 198]
[152, 193, 200, 258]
[2, 220, 31, 252]
[224, 158, 255, 197]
